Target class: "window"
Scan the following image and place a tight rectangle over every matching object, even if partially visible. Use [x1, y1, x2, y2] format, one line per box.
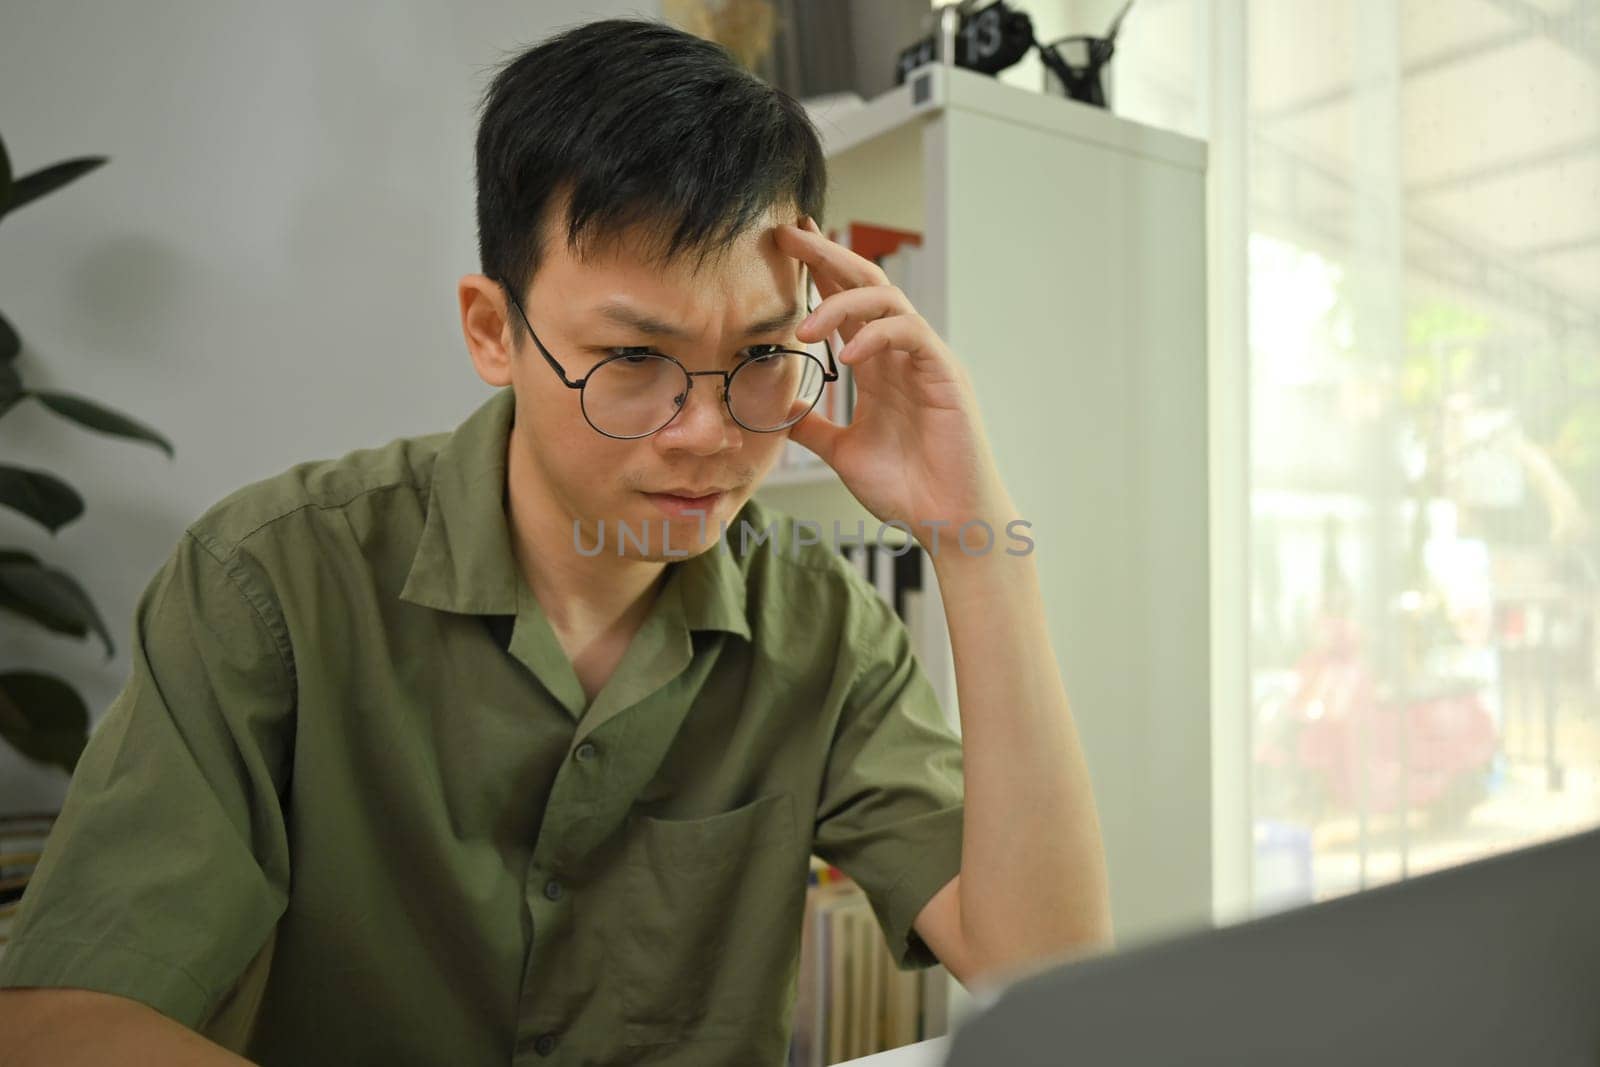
[1111, 0, 1600, 913]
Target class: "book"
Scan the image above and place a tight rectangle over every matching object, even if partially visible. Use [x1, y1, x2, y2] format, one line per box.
[828, 899, 850, 1062]
[881, 949, 900, 1049]
[902, 588, 925, 673]
[837, 544, 857, 582]
[791, 888, 823, 1067]
[892, 544, 924, 622]
[845, 222, 922, 263]
[917, 549, 960, 736]
[864, 912, 882, 1051]
[849, 541, 870, 585]
[878, 242, 928, 317]
[878, 247, 911, 296]
[922, 964, 950, 1039]
[872, 545, 896, 609]
[895, 961, 923, 1046]
[857, 908, 870, 1062]
[788, 866, 948, 1063]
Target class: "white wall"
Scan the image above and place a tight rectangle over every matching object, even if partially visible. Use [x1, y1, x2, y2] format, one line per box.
[0, 0, 660, 812]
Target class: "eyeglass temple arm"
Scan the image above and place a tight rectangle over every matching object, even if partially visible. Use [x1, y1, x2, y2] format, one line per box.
[804, 265, 841, 383]
[812, 271, 838, 383]
[497, 276, 584, 389]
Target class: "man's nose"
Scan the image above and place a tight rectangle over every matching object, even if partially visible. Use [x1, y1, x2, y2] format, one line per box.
[657, 374, 739, 452]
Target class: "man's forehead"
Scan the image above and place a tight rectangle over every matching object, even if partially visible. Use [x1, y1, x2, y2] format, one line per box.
[562, 237, 803, 305]
[569, 217, 793, 274]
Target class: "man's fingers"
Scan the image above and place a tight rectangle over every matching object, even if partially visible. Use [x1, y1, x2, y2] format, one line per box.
[798, 285, 918, 346]
[776, 222, 888, 293]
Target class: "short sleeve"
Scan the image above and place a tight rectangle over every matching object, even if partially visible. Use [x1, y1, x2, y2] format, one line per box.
[0, 530, 295, 1029]
[812, 587, 965, 971]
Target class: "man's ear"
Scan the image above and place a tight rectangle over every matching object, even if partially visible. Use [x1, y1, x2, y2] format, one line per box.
[458, 273, 514, 388]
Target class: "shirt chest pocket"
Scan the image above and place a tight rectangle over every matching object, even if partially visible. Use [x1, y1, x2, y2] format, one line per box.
[611, 790, 808, 1047]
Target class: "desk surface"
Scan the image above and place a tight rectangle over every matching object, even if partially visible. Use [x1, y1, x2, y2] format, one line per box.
[836, 1036, 949, 1066]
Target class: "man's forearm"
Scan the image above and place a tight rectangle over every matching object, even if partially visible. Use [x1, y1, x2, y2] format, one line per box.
[0, 988, 254, 1067]
[937, 542, 1114, 975]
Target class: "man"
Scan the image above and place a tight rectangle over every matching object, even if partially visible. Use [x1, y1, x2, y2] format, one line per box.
[0, 17, 1110, 1066]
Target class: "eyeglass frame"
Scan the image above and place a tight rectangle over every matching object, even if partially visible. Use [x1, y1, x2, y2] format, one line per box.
[492, 266, 839, 440]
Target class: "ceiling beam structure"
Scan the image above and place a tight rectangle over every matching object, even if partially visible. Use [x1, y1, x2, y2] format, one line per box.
[1258, 0, 1597, 125]
[1405, 135, 1600, 199]
[1253, 132, 1600, 338]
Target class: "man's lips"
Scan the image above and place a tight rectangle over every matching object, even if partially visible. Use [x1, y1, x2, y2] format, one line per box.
[650, 487, 732, 497]
[644, 490, 726, 519]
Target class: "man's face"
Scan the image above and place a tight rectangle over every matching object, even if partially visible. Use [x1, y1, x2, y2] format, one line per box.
[504, 204, 807, 562]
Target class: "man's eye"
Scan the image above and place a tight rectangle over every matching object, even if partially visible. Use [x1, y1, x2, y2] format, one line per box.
[746, 345, 787, 361]
[609, 348, 660, 363]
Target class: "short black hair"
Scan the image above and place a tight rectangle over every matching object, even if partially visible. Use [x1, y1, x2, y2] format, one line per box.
[474, 17, 828, 341]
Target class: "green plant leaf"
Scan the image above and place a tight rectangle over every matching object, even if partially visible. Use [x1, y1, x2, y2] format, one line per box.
[30, 390, 174, 457]
[0, 671, 89, 775]
[0, 156, 108, 220]
[0, 550, 115, 656]
[0, 464, 85, 532]
[0, 359, 19, 412]
[0, 311, 18, 363]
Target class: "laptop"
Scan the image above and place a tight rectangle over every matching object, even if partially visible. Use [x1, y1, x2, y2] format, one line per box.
[944, 825, 1600, 1066]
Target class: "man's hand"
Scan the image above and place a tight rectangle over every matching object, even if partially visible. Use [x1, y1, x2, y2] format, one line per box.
[775, 219, 1019, 551]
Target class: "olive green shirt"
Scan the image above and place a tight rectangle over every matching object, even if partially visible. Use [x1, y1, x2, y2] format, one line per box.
[0, 386, 965, 1066]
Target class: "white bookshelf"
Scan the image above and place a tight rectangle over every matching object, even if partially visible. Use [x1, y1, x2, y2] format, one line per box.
[760, 61, 1213, 1029]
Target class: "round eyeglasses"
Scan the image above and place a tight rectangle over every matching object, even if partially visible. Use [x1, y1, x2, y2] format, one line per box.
[493, 271, 839, 440]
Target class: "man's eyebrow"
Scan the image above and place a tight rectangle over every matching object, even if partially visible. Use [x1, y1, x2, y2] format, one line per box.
[592, 301, 805, 340]
[743, 303, 806, 337]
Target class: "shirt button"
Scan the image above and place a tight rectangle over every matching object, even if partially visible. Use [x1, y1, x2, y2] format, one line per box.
[544, 879, 563, 902]
[574, 742, 597, 763]
[534, 1032, 558, 1056]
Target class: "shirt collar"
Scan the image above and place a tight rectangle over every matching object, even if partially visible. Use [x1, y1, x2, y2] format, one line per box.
[399, 387, 751, 641]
